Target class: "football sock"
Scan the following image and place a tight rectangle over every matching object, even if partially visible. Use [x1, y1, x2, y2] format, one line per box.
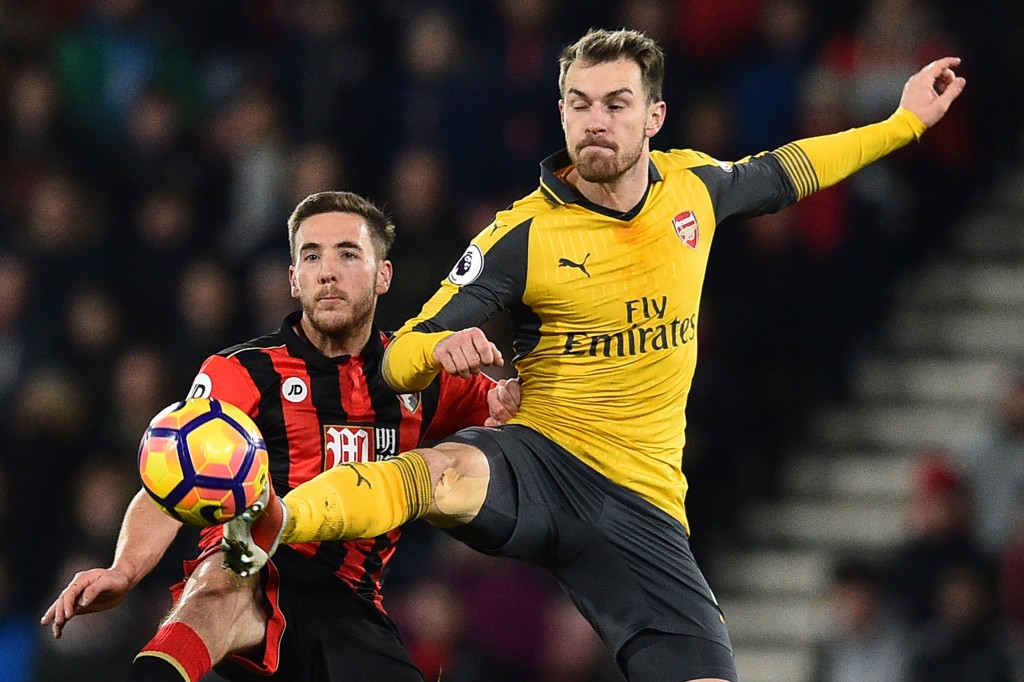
[126, 621, 212, 682]
[282, 450, 433, 543]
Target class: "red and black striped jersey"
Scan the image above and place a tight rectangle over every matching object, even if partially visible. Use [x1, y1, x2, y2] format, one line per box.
[187, 311, 493, 611]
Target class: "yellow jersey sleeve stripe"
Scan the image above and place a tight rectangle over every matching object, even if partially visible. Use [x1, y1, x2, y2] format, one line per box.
[772, 143, 818, 200]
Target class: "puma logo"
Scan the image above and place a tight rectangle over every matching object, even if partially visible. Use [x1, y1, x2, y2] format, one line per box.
[341, 463, 372, 489]
[558, 253, 591, 278]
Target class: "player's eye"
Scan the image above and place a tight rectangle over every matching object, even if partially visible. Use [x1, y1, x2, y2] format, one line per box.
[302, 252, 319, 262]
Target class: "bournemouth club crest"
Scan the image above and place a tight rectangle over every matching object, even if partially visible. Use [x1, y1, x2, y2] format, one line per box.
[672, 211, 699, 250]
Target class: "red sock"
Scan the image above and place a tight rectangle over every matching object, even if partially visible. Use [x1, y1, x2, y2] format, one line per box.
[135, 621, 213, 682]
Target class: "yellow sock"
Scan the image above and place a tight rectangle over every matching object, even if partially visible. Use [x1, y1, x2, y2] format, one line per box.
[280, 451, 433, 543]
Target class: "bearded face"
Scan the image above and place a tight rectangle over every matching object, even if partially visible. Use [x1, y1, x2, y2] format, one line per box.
[560, 58, 661, 185]
[568, 132, 647, 184]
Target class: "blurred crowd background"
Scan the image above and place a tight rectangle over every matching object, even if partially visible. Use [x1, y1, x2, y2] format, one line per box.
[0, 0, 1022, 680]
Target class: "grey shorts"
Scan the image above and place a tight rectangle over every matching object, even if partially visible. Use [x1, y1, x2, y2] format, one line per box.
[442, 425, 734, 664]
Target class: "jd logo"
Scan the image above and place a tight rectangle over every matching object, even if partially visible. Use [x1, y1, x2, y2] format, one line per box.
[282, 377, 308, 403]
[558, 253, 590, 278]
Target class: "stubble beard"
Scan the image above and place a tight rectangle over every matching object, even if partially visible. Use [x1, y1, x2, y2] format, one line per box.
[302, 288, 375, 341]
[570, 134, 646, 184]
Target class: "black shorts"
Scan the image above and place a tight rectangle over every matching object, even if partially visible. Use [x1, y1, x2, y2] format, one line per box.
[444, 425, 735, 671]
[178, 546, 422, 681]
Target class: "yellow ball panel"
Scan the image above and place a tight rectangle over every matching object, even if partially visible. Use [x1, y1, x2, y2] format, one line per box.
[185, 419, 250, 480]
[138, 434, 185, 498]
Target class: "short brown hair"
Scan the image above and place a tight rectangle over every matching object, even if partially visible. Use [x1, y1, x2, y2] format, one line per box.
[558, 28, 665, 104]
[287, 191, 395, 262]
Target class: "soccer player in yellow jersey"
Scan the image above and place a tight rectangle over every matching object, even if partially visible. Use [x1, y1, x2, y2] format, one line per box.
[223, 28, 965, 682]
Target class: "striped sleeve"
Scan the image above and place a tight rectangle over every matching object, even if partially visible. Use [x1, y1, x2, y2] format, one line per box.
[772, 107, 925, 200]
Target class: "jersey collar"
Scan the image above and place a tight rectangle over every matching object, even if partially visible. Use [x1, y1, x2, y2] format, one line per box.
[279, 310, 385, 369]
[538, 149, 664, 219]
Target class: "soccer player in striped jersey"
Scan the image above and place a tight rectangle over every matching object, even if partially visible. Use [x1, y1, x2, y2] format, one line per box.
[41, 191, 520, 681]
[223, 29, 966, 682]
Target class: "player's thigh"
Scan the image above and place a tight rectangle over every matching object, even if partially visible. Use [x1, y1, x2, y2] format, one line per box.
[423, 440, 490, 527]
[168, 553, 267, 658]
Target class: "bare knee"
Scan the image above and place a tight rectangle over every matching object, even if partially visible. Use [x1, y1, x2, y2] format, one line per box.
[419, 442, 490, 527]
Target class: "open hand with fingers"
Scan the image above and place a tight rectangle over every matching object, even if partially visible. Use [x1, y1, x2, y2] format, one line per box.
[40, 568, 133, 639]
[899, 57, 967, 129]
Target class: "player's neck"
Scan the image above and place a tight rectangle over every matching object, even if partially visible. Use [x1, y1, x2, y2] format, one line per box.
[568, 149, 651, 214]
[296, 318, 372, 358]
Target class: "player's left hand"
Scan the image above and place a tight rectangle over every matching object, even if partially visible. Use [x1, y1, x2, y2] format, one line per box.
[899, 57, 966, 129]
[485, 377, 521, 426]
[40, 568, 133, 638]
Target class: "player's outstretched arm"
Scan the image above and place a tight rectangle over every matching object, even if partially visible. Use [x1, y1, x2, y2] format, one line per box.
[898, 57, 967, 130]
[40, 489, 181, 639]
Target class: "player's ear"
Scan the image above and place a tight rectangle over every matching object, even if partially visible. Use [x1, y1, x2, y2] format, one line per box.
[288, 265, 300, 300]
[646, 100, 666, 138]
[558, 100, 566, 129]
[376, 260, 392, 295]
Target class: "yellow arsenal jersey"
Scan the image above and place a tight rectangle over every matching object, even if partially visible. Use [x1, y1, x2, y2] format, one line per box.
[384, 108, 925, 530]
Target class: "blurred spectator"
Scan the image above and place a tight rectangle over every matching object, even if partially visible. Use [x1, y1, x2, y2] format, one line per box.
[16, 169, 111, 304]
[64, 459, 136, 558]
[907, 562, 1013, 682]
[285, 141, 347, 214]
[5, 368, 87, 607]
[0, 60, 81, 221]
[438, 540, 559, 682]
[728, 0, 814, 152]
[814, 558, 910, 682]
[108, 86, 214, 228]
[998, 523, 1024, 680]
[386, 9, 484, 183]
[169, 258, 244, 385]
[886, 451, 994, 627]
[536, 598, 622, 682]
[102, 344, 173, 454]
[0, 253, 37, 415]
[960, 373, 1024, 558]
[242, 252, 297, 338]
[35, 552, 146, 682]
[212, 87, 289, 261]
[50, 0, 202, 147]
[378, 145, 465, 331]
[275, 0, 389, 180]
[395, 577, 465, 682]
[0, 557, 36, 682]
[119, 186, 200, 330]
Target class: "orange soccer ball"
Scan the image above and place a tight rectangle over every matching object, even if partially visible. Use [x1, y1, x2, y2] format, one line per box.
[138, 398, 270, 527]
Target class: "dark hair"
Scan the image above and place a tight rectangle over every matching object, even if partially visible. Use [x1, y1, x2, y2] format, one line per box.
[558, 28, 665, 103]
[287, 191, 395, 262]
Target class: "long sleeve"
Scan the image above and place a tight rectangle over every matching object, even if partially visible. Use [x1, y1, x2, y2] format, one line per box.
[381, 329, 453, 392]
[772, 107, 926, 200]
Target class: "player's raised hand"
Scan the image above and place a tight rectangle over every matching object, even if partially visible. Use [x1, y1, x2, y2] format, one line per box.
[486, 377, 522, 426]
[433, 328, 504, 379]
[40, 567, 133, 639]
[899, 57, 966, 129]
